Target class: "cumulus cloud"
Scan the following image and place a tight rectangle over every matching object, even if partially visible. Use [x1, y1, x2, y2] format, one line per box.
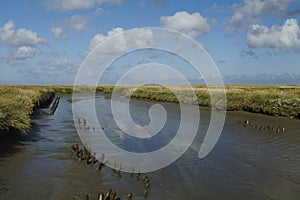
[11, 46, 40, 60]
[226, 0, 292, 34]
[89, 27, 124, 50]
[80, 28, 123, 57]
[247, 18, 300, 52]
[0, 20, 46, 47]
[45, 0, 122, 11]
[88, 27, 156, 55]
[160, 11, 210, 38]
[51, 15, 89, 39]
[64, 15, 89, 32]
[51, 26, 66, 39]
[50, 58, 76, 71]
[80, 27, 157, 83]
[39, 58, 76, 71]
[0, 20, 46, 60]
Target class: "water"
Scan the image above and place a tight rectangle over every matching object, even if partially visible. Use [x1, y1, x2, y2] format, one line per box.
[0, 93, 299, 200]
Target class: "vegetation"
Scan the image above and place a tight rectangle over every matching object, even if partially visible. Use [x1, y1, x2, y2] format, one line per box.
[97, 85, 300, 119]
[0, 85, 97, 136]
[0, 86, 45, 135]
[0, 84, 299, 137]
[224, 85, 300, 118]
[0, 85, 77, 136]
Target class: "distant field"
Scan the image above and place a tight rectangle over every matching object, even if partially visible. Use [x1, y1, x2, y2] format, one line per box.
[0, 84, 299, 137]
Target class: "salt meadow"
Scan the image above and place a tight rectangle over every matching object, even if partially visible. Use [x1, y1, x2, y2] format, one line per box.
[0, 84, 299, 199]
[0, 84, 299, 137]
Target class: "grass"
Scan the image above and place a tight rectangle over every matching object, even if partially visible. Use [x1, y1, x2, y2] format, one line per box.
[224, 85, 300, 117]
[97, 84, 300, 119]
[0, 85, 76, 136]
[0, 85, 98, 136]
[0, 84, 299, 137]
[0, 86, 44, 135]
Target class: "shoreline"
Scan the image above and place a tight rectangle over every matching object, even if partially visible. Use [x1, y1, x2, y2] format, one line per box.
[0, 86, 55, 137]
[0, 84, 299, 137]
[96, 85, 300, 119]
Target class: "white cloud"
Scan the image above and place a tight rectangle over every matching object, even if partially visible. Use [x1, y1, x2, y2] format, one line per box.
[89, 27, 124, 50]
[89, 27, 155, 54]
[51, 26, 66, 39]
[51, 15, 89, 39]
[45, 0, 122, 11]
[160, 11, 210, 38]
[64, 15, 89, 32]
[247, 18, 300, 52]
[226, 0, 292, 34]
[0, 20, 46, 47]
[39, 58, 76, 71]
[89, 33, 106, 51]
[82, 27, 156, 82]
[12, 46, 40, 60]
[51, 58, 76, 70]
[0, 20, 46, 61]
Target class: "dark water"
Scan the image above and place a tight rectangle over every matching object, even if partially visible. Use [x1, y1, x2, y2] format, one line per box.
[0, 94, 299, 200]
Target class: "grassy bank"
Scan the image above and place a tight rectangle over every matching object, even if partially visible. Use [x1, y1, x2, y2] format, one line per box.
[97, 85, 300, 119]
[0, 85, 93, 136]
[0, 86, 46, 136]
[0, 85, 76, 136]
[0, 84, 299, 136]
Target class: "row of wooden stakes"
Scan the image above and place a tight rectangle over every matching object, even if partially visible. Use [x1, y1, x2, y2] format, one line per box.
[237, 120, 286, 133]
[76, 188, 146, 200]
[77, 189, 132, 200]
[71, 144, 151, 199]
[76, 118, 96, 131]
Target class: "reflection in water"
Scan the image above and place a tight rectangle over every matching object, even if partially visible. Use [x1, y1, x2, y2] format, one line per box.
[0, 93, 299, 200]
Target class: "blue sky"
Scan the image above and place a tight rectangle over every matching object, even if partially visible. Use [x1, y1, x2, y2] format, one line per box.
[0, 0, 300, 84]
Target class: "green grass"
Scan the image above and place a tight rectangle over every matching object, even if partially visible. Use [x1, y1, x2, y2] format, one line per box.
[225, 85, 300, 117]
[0, 86, 44, 135]
[0, 85, 98, 136]
[97, 84, 300, 119]
[1, 84, 299, 137]
[0, 85, 78, 136]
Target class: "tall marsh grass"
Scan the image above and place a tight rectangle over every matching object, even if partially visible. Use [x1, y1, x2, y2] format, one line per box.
[1, 84, 298, 137]
[97, 84, 300, 118]
[0, 86, 42, 135]
[0, 85, 96, 136]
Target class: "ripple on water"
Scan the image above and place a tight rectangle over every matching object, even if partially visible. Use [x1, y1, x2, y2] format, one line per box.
[0, 95, 299, 200]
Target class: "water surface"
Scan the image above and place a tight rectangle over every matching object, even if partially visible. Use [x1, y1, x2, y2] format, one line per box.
[0, 93, 299, 200]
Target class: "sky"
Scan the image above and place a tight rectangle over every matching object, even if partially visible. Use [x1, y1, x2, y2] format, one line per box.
[0, 0, 300, 84]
